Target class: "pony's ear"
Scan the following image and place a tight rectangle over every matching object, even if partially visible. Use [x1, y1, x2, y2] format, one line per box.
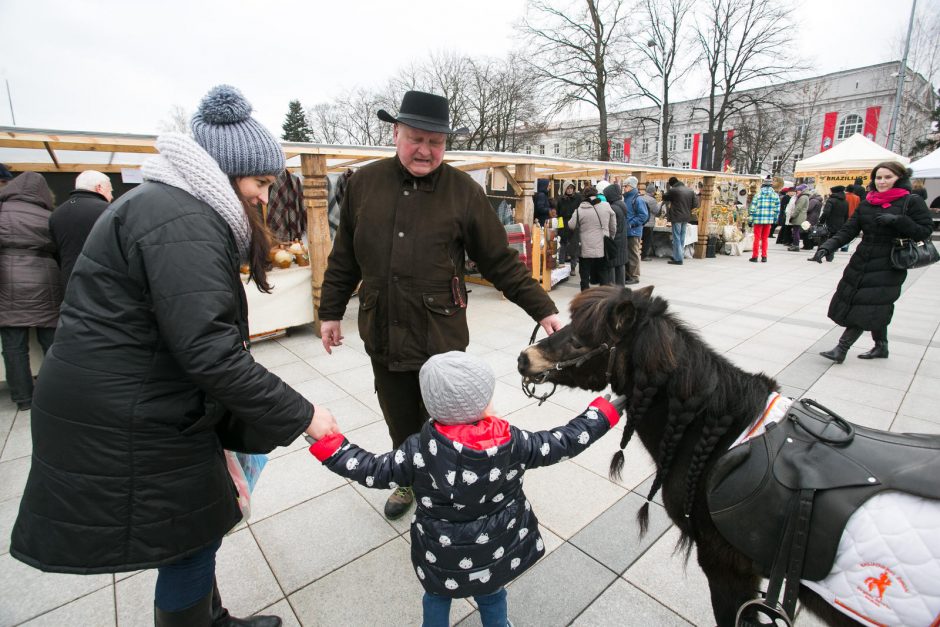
[632, 285, 654, 300]
[607, 299, 637, 336]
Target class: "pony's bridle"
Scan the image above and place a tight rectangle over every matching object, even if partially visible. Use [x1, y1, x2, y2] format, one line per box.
[520, 323, 617, 405]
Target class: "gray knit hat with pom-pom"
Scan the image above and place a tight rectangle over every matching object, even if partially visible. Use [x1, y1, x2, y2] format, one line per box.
[191, 85, 284, 177]
[419, 351, 495, 426]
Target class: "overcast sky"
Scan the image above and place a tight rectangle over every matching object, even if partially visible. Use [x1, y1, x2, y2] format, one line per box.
[0, 0, 921, 137]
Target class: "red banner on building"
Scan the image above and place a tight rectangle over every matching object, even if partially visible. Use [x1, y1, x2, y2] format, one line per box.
[864, 107, 881, 142]
[623, 138, 631, 162]
[820, 112, 838, 151]
[723, 129, 734, 171]
[691, 133, 700, 169]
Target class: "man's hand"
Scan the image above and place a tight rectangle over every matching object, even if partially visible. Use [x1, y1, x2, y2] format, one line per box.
[306, 405, 339, 441]
[810, 248, 833, 263]
[604, 393, 628, 414]
[320, 320, 344, 355]
[539, 313, 564, 336]
[874, 213, 899, 226]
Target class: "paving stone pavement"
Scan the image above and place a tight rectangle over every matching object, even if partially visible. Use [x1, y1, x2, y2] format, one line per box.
[1, 244, 938, 626]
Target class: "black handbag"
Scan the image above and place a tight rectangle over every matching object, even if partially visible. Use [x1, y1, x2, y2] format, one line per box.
[889, 197, 940, 270]
[591, 204, 618, 262]
[808, 223, 829, 241]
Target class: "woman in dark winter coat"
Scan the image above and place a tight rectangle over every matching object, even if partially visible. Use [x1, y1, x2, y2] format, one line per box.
[555, 183, 581, 270]
[0, 172, 62, 411]
[10, 86, 337, 627]
[812, 162, 933, 363]
[602, 183, 629, 285]
[309, 351, 623, 627]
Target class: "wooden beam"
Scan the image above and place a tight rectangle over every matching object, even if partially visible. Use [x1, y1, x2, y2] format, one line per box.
[43, 142, 60, 169]
[301, 154, 331, 337]
[4, 162, 133, 173]
[496, 167, 522, 196]
[693, 175, 715, 259]
[331, 156, 375, 169]
[515, 164, 535, 225]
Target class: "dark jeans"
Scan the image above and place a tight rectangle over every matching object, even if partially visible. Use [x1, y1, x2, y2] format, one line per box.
[371, 358, 427, 448]
[155, 538, 222, 612]
[578, 257, 610, 291]
[0, 327, 55, 404]
[641, 226, 654, 258]
[423, 588, 507, 627]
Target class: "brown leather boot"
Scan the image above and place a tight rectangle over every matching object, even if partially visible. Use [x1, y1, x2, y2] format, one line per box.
[383, 486, 414, 520]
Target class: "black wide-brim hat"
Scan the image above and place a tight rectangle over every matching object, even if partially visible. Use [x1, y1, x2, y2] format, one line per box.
[378, 90, 468, 135]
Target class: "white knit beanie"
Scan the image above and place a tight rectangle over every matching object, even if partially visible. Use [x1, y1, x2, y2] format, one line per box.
[419, 351, 495, 426]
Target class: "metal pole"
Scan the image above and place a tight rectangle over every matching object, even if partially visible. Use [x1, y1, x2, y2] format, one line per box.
[886, 0, 917, 152]
[5, 79, 15, 126]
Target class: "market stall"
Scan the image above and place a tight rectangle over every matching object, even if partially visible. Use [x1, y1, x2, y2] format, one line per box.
[794, 133, 910, 190]
[910, 146, 940, 231]
[0, 126, 760, 344]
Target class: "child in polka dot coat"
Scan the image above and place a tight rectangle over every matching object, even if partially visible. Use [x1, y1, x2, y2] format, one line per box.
[308, 350, 625, 626]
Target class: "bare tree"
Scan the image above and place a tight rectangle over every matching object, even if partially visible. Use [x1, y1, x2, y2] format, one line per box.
[694, 0, 795, 171]
[306, 102, 346, 144]
[896, 5, 940, 88]
[159, 105, 191, 135]
[518, 0, 633, 161]
[626, 0, 698, 166]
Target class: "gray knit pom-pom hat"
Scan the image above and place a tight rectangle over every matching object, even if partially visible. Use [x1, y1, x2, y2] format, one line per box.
[419, 351, 495, 426]
[191, 85, 285, 177]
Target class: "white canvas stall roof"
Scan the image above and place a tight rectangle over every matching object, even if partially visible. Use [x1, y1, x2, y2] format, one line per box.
[1, 126, 759, 182]
[909, 146, 940, 179]
[794, 133, 909, 175]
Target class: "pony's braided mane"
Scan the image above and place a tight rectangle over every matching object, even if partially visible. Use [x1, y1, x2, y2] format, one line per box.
[570, 287, 773, 540]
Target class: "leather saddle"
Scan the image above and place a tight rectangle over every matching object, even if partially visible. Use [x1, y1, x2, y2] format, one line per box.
[707, 398, 940, 622]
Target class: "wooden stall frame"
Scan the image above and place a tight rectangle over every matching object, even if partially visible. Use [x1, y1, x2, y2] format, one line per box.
[0, 126, 761, 334]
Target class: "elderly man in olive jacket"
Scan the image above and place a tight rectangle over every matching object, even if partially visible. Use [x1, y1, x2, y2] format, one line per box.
[319, 91, 561, 519]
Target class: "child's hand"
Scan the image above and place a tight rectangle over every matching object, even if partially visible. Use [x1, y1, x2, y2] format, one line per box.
[604, 393, 628, 414]
[307, 405, 339, 441]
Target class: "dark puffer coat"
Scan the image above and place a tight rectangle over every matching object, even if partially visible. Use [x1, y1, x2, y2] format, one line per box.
[11, 182, 313, 574]
[602, 184, 629, 267]
[48, 188, 110, 289]
[310, 398, 619, 598]
[820, 191, 849, 233]
[820, 192, 933, 331]
[0, 172, 63, 327]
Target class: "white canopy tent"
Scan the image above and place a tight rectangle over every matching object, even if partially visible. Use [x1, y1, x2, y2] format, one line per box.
[910, 146, 940, 178]
[909, 146, 940, 205]
[794, 133, 910, 193]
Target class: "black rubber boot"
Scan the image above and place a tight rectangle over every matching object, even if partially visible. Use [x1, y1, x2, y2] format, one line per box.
[819, 327, 863, 364]
[858, 341, 889, 359]
[212, 580, 281, 627]
[155, 589, 213, 627]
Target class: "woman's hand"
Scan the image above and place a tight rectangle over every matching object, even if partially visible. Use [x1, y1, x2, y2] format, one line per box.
[306, 406, 339, 441]
[874, 213, 899, 226]
[810, 248, 833, 263]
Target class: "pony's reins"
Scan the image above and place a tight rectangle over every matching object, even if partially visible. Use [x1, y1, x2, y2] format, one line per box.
[520, 323, 617, 405]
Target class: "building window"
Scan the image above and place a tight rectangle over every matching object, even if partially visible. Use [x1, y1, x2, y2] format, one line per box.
[611, 142, 623, 161]
[683, 133, 692, 150]
[792, 154, 803, 171]
[772, 155, 783, 174]
[641, 137, 649, 153]
[682, 161, 690, 169]
[837, 114, 863, 139]
[576, 140, 583, 154]
[538, 144, 545, 155]
[668, 135, 677, 151]
[525, 145, 531, 154]
[553, 143, 560, 155]
[797, 121, 808, 140]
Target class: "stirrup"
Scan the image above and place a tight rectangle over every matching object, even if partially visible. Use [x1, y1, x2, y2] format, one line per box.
[735, 598, 792, 627]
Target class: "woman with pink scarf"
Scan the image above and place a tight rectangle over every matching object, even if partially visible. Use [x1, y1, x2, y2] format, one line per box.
[810, 161, 932, 363]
